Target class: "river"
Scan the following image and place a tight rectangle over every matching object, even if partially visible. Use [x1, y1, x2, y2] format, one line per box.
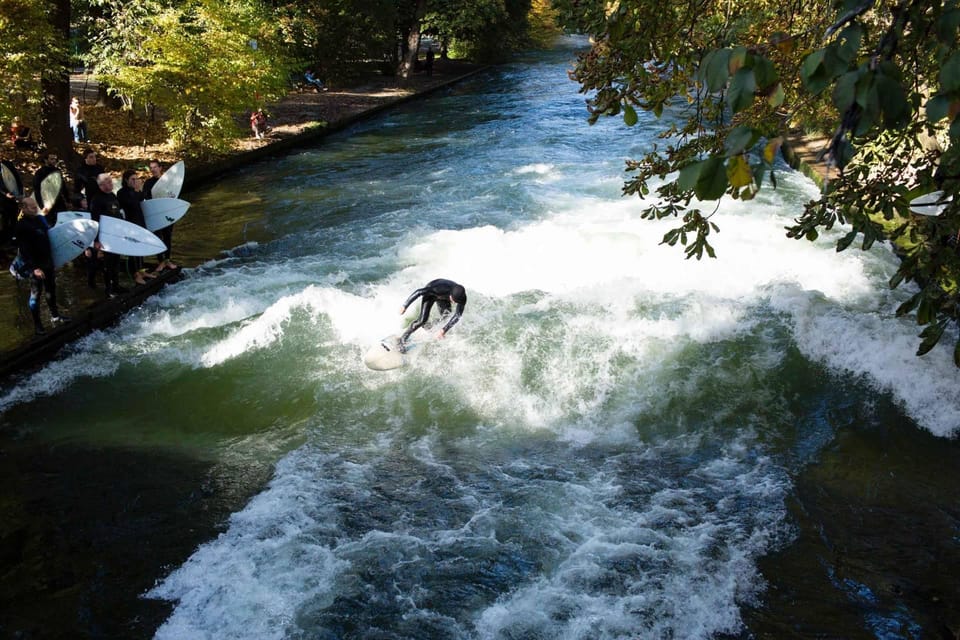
[1, 36, 958, 640]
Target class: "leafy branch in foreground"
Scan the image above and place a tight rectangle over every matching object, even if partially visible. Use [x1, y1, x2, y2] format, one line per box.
[555, 0, 960, 364]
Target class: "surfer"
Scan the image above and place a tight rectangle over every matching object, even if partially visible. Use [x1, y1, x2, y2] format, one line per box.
[117, 169, 157, 285]
[13, 197, 68, 334]
[398, 278, 467, 352]
[74, 149, 105, 197]
[89, 173, 126, 297]
[142, 159, 179, 272]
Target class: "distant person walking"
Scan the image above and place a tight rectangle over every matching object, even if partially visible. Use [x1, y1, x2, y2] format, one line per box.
[69, 97, 89, 143]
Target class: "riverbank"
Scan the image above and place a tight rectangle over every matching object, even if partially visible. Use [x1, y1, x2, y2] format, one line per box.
[0, 59, 489, 373]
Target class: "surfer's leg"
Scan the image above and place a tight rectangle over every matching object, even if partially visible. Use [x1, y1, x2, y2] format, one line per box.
[45, 269, 60, 318]
[400, 299, 434, 347]
[28, 275, 43, 334]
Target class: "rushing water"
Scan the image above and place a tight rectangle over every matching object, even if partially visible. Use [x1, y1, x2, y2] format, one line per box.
[2, 37, 960, 639]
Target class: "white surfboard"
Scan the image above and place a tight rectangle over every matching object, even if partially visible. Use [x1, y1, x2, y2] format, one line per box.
[49, 218, 98, 268]
[142, 197, 190, 231]
[151, 161, 185, 199]
[55, 210, 92, 225]
[909, 190, 953, 217]
[1, 161, 21, 196]
[39, 171, 63, 209]
[363, 328, 430, 371]
[98, 216, 167, 256]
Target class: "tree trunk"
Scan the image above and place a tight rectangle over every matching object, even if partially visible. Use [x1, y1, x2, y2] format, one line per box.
[398, 0, 427, 79]
[38, 0, 73, 162]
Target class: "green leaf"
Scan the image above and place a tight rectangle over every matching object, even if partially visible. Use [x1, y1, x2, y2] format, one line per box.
[800, 49, 828, 94]
[623, 104, 638, 126]
[728, 68, 757, 114]
[768, 83, 785, 108]
[917, 319, 947, 356]
[917, 296, 933, 325]
[896, 291, 922, 317]
[927, 94, 951, 122]
[694, 156, 728, 200]
[833, 70, 859, 112]
[750, 54, 778, 90]
[701, 49, 731, 92]
[678, 161, 705, 192]
[724, 125, 757, 156]
[950, 115, 960, 142]
[875, 73, 908, 127]
[941, 52, 960, 92]
[836, 230, 857, 251]
[728, 46, 747, 74]
[835, 24, 863, 65]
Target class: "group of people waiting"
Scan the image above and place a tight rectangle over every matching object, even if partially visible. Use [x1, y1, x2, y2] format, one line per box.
[2, 147, 179, 336]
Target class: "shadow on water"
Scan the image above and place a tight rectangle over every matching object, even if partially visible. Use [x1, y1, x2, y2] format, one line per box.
[0, 440, 273, 639]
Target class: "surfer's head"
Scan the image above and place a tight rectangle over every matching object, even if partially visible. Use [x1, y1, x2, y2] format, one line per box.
[122, 169, 140, 189]
[96, 173, 114, 193]
[20, 196, 39, 217]
[450, 285, 467, 305]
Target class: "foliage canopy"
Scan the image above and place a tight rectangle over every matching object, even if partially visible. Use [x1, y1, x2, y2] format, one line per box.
[554, 0, 960, 364]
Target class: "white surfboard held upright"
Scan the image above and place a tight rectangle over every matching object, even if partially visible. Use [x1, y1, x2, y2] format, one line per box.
[151, 160, 185, 199]
[49, 219, 98, 268]
[97, 216, 167, 256]
[142, 198, 190, 232]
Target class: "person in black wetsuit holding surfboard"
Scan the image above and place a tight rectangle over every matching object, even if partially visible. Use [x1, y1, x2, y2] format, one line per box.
[398, 278, 467, 352]
[13, 197, 68, 334]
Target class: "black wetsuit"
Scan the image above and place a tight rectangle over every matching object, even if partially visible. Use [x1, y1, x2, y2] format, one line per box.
[75, 161, 105, 197]
[401, 278, 467, 343]
[15, 214, 60, 331]
[118, 185, 147, 274]
[143, 175, 175, 264]
[89, 189, 124, 295]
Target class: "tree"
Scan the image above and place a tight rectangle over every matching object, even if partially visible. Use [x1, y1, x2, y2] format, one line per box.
[88, 0, 293, 155]
[0, 0, 74, 159]
[555, 0, 960, 364]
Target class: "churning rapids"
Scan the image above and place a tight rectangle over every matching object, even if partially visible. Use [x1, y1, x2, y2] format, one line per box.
[2, 36, 959, 640]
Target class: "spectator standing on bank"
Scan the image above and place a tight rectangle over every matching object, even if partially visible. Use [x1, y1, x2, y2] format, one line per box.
[250, 109, 269, 139]
[89, 172, 126, 298]
[117, 169, 157, 285]
[69, 97, 90, 143]
[142, 159, 178, 272]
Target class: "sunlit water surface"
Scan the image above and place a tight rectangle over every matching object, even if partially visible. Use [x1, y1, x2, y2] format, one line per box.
[2, 36, 959, 640]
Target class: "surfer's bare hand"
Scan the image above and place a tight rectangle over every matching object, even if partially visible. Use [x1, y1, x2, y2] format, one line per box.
[400, 306, 406, 314]
[436, 329, 445, 340]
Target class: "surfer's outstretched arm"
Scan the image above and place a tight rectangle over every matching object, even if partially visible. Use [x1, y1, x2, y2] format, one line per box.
[400, 287, 428, 314]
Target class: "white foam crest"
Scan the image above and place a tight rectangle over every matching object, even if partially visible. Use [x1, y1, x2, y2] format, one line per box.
[778, 287, 960, 436]
[475, 452, 787, 639]
[149, 450, 348, 640]
[0, 344, 119, 415]
[397, 196, 874, 306]
[514, 163, 554, 175]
